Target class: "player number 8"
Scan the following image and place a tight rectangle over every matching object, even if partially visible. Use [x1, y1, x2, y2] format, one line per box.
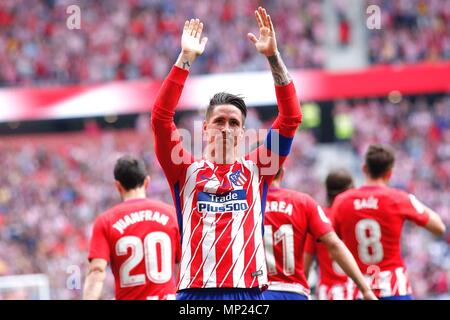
[355, 219, 383, 265]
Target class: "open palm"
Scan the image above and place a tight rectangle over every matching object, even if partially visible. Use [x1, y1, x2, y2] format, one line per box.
[181, 18, 208, 56]
[247, 7, 278, 57]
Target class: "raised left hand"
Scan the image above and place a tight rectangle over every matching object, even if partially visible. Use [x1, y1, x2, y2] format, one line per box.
[247, 7, 278, 57]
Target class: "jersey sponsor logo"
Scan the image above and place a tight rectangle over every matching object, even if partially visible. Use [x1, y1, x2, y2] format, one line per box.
[197, 189, 249, 214]
[353, 196, 379, 210]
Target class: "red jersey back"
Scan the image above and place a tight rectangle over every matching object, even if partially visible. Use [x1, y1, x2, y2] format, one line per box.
[263, 187, 333, 296]
[88, 198, 181, 300]
[304, 207, 353, 300]
[333, 185, 429, 298]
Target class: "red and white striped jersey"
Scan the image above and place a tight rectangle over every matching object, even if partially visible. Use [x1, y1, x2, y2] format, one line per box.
[151, 66, 302, 290]
[263, 188, 334, 297]
[305, 207, 352, 300]
[333, 185, 430, 298]
[316, 281, 355, 300]
[171, 159, 270, 289]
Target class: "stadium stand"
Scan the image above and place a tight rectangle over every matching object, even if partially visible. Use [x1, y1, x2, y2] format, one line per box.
[0, 0, 449, 300]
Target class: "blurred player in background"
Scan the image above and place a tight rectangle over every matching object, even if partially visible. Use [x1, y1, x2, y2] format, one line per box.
[83, 155, 180, 300]
[303, 169, 355, 300]
[151, 7, 303, 300]
[333, 144, 446, 300]
[262, 167, 376, 300]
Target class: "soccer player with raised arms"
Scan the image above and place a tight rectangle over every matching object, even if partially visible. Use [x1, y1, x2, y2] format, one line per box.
[151, 7, 302, 300]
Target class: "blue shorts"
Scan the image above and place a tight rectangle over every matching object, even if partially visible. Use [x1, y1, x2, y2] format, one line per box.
[262, 290, 308, 300]
[379, 295, 413, 300]
[176, 288, 264, 300]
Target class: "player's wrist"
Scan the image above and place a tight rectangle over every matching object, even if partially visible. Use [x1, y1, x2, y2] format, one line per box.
[360, 286, 373, 296]
[265, 49, 280, 58]
[176, 51, 196, 70]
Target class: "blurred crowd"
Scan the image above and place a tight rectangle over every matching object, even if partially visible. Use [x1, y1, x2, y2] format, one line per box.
[1, 0, 449, 87]
[0, 94, 449, 299]
[367, 0, 450, 64]
[0, 0, 324, 87]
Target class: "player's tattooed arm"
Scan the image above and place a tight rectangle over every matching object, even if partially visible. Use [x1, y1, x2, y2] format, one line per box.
[267, 51, 292, 86]
[175, 18, 208, 70]
[175, 52, 194, 71]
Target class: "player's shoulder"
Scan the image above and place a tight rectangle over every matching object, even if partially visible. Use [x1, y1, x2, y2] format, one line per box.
[281, 188, 318, 207]
[333, 187, 357, 205]
[143, 198, 175, 211]
[135, 199, 178, 221]
[105, 198, 176, 218]
[374, 186, 411, 204]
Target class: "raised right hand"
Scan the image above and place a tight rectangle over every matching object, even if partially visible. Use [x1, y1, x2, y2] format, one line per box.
[181, 18, 208, 57]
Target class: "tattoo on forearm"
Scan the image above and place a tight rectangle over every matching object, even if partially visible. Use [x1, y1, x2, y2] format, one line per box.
[182, 60, 191, 69]
[267, 52, 292, 86]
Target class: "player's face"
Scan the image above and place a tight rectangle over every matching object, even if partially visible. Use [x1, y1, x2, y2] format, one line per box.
[204, 104, 244, 149]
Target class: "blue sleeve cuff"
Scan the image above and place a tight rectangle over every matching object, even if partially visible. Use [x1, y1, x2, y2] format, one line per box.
[264, 129, 294, 157]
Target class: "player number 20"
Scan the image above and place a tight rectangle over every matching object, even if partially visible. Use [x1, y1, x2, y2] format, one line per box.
[355, 219, 383, 264]
[116, 232, 172, 287]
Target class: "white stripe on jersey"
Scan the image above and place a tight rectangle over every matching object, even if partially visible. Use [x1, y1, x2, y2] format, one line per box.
[206, 213, 243, 287]
[178, 161, 204, 289]
[218, 196, 257, 287]
[202, 167, 221, 193]
[379, 270, 392, 297]
[231, 209, 246, 287]
[354, 267, 411, 298]
[330, 285, 346, 300]
[238, 192, 265, 285]
[317, 282, 354, 300]
[219, 167, 259, 287]
[231, 162, 254, 287]
[394, 267, 408, 296]
[201, 212, 216, 286]
[242, 158, 267, 287]
[202, 215, 235, 287]
[318, 285, 328, 300]
[250, 161, 266, 287]
[200, 170, 222, 287]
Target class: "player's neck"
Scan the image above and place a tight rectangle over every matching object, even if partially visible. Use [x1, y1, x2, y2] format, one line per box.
[364, 178, 387, 187]
[205, 144, 238, 164]
[121, 189, 147, 202]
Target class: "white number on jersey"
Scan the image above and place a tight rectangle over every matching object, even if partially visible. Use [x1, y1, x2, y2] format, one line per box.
[355, 219, 383, 264]
[116, 232, 173, 288]
[264, 224, 295, 276]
